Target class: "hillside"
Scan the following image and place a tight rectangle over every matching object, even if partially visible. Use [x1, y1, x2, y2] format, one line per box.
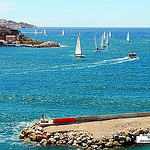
[0, 19, 37, 28]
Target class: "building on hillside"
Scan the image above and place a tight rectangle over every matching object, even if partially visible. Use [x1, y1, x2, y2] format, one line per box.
[6, 35, 17, 44]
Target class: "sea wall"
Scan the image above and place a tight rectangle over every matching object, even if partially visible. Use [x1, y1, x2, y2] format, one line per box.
[19, 122, 150, 149]
[19, 112, 150, 149]
[76, 112, 150, 123]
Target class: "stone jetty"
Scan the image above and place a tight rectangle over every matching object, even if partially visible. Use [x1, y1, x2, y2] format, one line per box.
[19, 112, 150, 149]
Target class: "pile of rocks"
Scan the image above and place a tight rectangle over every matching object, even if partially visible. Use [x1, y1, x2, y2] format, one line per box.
[19, 122, 150, 149]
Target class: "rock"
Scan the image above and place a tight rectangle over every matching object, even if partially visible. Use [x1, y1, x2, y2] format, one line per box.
[19, 134, 25, 139]
[77, 140, 82, 146]
[113, 141, 122, 146]
[36, 134, 47, 142]
[91, 145, 98, 149]
[22, 129, 30, 136]
[73, 140, 77, 145]
[48, 138, 56, 144]
[126, 137, 132, 145]
[54, 135, 60, 141]
[87, 140, 93, 146]
[105, 141, 113, 148]
[76, 132, 81, 138]
[82, 143, 88, 148]
[28, 133, 37, 141]
[118, 135, 126, 142]
[119, 140, 125, 145]
[40, 139, 47, 146]
[137, 129, 144, 134]
[81, 137, 87, 143]
[68, 140, 73, 145]
[113, 134, 119, 141]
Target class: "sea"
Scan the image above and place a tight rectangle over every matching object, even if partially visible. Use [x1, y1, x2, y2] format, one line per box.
[0, 27, 150, 150]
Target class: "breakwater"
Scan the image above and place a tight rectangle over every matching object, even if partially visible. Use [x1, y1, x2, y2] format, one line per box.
[76, 112, 150, 123]
[19, 112, 150, 149]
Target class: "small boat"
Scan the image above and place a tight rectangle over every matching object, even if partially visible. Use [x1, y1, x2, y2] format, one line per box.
[35, 30, 37, 35]
[109, 31, 111, 38]
[94, 35, 100, 51]
[127, 32, 130, 42]
[101, 34, 105, 49]
[106, 33, 109, 45]
[128, 52, 137, 59]
[75, 33, 85, 58]
[62, 30, 65, 36]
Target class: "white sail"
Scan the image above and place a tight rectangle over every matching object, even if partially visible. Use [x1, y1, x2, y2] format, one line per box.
[106, 33, 109, 45]
[94, 35, 97, 49]
[127, 32, 130, 42]
[103, 31, 106, 39]
[35, 30, 37, 35]
[101, 34, 104, 48]
[62, 30, 65, 36]
[44, 29, 46, 34]
[109, 31, 111, 38]
[75, 34, 82, 55]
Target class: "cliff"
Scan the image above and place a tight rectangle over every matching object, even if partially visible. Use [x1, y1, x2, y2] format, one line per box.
[0, 19, 37, 28]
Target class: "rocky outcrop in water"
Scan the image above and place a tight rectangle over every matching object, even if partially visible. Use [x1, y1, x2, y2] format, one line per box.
[18, 34, 60, 47]
[0, 19, 37, 28]
[19, 122, 150, 149]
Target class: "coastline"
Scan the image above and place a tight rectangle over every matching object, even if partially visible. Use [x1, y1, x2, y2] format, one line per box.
[19, 112, 150, 149]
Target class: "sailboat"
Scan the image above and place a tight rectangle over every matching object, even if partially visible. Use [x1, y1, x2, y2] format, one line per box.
[44, 29, 46, 35]
[94, 35, 100, 51]
[127, 32, 130, 42]
[109, 31, 111, 38]
[106, 33, 109, 45]
[101, 34, 105, 49]
[35, 30, 37, 35]
[75, 34, 85, 58]
[103, 31, 106, 39]
[62, 30, 65, 36]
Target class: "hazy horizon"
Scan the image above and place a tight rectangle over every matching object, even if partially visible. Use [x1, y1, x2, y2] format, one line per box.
[1, 0, 150, 27]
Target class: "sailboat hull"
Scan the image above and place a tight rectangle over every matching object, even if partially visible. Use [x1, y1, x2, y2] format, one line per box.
[75, 54, 85, 58]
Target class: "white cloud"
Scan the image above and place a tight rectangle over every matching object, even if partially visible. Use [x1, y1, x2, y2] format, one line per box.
[0, 2, 17, 13]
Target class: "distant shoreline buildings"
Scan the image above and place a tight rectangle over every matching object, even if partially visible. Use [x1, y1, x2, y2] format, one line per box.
[0, 26, 60, 47]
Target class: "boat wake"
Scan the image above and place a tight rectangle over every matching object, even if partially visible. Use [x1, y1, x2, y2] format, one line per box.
[105, 56, 140, 65]
[1, 57, 140, 75]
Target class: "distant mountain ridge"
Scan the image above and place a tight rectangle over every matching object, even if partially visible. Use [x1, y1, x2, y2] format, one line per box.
[0, 19, 37, 28]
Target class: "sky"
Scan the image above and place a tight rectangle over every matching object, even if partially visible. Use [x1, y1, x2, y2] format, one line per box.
[0, 0, 150, 27]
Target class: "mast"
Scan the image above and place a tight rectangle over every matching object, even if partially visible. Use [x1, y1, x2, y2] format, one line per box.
[101, 34, 104, 48]
[75, 33, 82, 55]
[94, 35, 97, 49]
[106, 33, 109, 45]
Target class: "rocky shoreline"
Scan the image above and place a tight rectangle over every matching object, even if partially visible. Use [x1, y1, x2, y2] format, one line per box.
[3, 34, 60, 48]
[0, 26, 60, 47]
[19, 121, 150, 149]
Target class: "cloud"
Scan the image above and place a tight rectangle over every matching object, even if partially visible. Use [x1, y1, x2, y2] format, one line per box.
[0, 2, 17, 13]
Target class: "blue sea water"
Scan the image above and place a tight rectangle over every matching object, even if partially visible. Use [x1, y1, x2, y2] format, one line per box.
[0, 27, 150, 150]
